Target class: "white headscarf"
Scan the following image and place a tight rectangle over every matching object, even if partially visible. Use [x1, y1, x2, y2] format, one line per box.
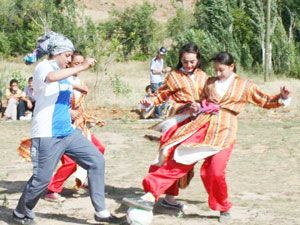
[24, 31, 75, 64]
[38, 31, 75, 56]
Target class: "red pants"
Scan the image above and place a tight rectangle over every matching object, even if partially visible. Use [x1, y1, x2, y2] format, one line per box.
[48, 134, 105, 193]
[143, 121, 233, 212]
[148, 164, 179, 196]
[147, 117, 191, 197]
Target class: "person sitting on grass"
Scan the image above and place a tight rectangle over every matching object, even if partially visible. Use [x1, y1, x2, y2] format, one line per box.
[3, 79, 32, 120]
[140, 85, 155, 119]
[24, 77, 35, 115]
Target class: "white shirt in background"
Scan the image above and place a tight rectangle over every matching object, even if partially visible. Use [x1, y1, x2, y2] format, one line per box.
[150, 57, 164, 84]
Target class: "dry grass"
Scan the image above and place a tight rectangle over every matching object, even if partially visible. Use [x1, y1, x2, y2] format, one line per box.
[1, 59, 299, 119]
[81, 60, 150, 110]
[80, 0, 197, 23]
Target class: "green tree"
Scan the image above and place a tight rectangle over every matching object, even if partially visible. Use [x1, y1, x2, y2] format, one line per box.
[104, 2, 158, 60]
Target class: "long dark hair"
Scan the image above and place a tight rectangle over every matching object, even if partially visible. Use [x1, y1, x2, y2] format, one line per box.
[176, 43, 201, 70]
[210, 52, 237, 72]
[9, 79, 19, 94]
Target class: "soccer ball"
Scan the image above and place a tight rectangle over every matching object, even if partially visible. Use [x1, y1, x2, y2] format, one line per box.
[126, 207, 153, 225]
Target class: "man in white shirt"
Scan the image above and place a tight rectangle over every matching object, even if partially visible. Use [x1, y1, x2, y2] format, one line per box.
[150, 47, 167, 118]
[13, 32, 119, 225]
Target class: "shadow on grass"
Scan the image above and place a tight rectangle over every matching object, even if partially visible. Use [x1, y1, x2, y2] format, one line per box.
[57, 184, 144, 216]
[0, 180, 27, 195]
[183, 213, 219, 220]
[0, 205, 97, 225]
[106, 185, 144, 215]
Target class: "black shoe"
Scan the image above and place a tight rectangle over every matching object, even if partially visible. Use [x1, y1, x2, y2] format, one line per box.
[94, 214, 121, 224]
[12, 211, 36, 225]
[122, 197, 154, 211]
[219, 211, 231, 223]
[160, 199, 187, 211]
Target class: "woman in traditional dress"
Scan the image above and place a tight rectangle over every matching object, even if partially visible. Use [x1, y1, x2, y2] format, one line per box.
[123, 52, 290, 222]
[141, 43, 208, 210]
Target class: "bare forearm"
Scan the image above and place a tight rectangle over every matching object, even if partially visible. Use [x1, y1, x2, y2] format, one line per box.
[151, 69, 163, 75]
[47, 64, 88, 82]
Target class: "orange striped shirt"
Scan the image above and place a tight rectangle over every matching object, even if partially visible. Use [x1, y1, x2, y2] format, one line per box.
[161, 75, 283, 151]
[153, 68, 208, 111]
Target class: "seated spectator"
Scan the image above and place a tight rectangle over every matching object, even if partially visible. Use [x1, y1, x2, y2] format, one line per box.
[3, 79, 32, 120]
[141, 85, 155, 119]
[24, 77, 35, 113]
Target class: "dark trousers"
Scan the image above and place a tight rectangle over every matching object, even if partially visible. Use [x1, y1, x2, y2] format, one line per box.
[17, 100, 26, 120]
[150, 82, 165, 118]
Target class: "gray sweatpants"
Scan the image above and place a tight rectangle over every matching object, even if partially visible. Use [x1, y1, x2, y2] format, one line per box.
[15, 129, 105, 219]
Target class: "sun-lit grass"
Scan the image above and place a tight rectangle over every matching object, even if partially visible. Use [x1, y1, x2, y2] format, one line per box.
[1, 59, 299, 118]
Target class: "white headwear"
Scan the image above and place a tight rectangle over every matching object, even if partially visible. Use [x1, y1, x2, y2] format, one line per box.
[37, 31, 75, 56]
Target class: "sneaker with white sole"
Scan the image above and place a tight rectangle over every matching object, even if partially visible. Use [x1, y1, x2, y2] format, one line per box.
[122, 197, 154, 211]
[94, 214, 121, 224]
[12, 210, 36, 225]
[160, 198, 187, 211]
[44, 192, 66, 202]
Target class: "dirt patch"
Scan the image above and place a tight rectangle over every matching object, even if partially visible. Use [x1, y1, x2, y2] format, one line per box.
[0, 113, 299, 225]
[88, 107, 142, 120]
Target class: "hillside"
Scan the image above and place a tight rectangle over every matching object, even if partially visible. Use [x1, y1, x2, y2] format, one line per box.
[80, 0, 196, 23]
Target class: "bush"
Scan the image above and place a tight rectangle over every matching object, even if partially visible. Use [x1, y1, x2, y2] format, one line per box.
[103, 2, 158, 60]
[110, 74, 131, 96]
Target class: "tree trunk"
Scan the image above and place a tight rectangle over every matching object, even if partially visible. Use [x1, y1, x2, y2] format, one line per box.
[264, 0, 271, 82]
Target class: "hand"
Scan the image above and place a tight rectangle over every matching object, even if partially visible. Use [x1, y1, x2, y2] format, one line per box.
[19, 96, 27, 101]
[70, 110, 80, 121]
[140, 99, 152, 108]
[280, 86, 290, 99]
[201, 99, 220, 114]
[189, 102, 201, 114]
[96, 119, 105, 127]
[76, 85, 89, 94]
[81, 85, 89, 94]
[83, 58, 97, 69]
[163, 67, 172, 73]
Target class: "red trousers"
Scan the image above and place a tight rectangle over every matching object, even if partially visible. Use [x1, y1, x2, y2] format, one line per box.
[143, 122, 233, 212]
[146, 117, 192, 197]
[48, 134, 105, 193]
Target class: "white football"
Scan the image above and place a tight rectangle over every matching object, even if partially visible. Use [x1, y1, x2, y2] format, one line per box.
[126, 207, 153, 225]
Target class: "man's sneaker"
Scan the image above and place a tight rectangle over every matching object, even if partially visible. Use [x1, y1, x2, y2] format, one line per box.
[160, 198, 187, 211]
[122, 197, 154, 211]
[44, 192, 66, 202]
[12, 211, 36, 225]
[219, 211, 231, 223]
[94, 214, 121, 224]
[19, 116, 31, 121]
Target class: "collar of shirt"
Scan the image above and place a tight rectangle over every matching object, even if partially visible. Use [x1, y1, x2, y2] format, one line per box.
[48, 59, 60, 71]
[215, 74, 235, 98]
[180, 67, 195, 81]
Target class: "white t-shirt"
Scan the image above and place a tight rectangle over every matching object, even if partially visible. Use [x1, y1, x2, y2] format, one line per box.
[31, 59, 74, 138]
[68, 75, 82, 102]
[150, 57, 164, 83]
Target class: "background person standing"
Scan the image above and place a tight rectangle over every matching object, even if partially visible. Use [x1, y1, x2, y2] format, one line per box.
[150, 46, 168, 118]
